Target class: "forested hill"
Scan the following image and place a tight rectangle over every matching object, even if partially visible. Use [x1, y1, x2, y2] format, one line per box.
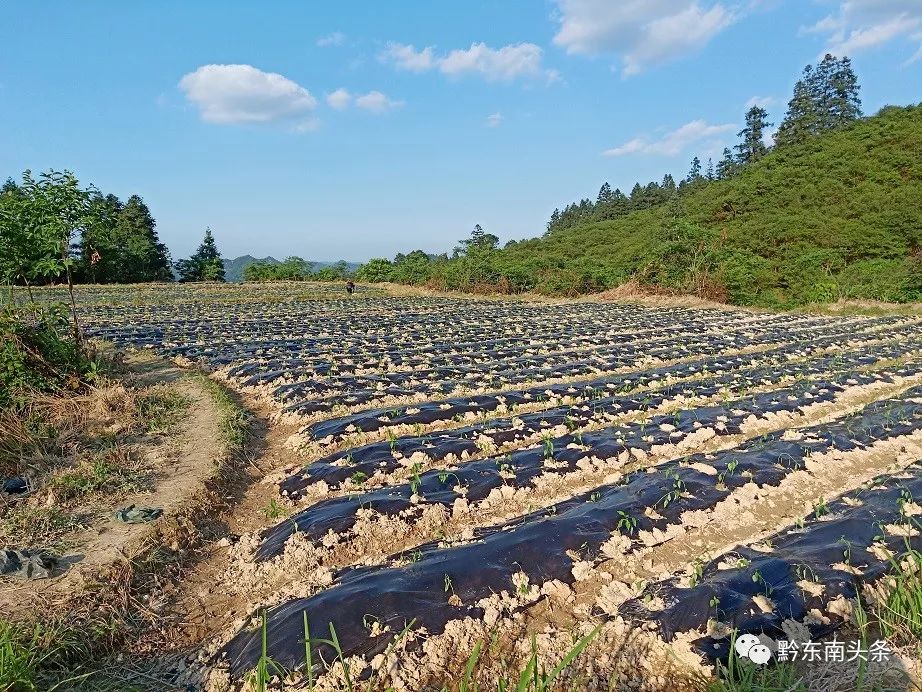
[355, 54, 922, 308]
[500, 103, 922, 307]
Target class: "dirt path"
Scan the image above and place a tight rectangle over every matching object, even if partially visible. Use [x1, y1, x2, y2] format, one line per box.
[0, 351, 224, 617]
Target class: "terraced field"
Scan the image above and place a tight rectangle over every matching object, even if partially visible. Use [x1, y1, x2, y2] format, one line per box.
[72, 284, 922, 689]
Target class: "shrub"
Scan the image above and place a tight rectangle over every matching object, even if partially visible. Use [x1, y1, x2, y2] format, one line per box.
[0, 306, 90, 410]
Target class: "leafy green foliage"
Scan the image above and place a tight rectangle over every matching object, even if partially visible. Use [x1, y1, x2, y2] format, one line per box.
[0, 306, 92, 410]
[356, 103, 921, 306]
[175, 227, 226, 282]
[353, 55, 912, 307]
[1, 172, 171, 287]
[242, 257, 353, 282]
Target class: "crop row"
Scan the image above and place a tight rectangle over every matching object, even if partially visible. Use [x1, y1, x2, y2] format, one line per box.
[220, 384, 922, 675]
[280, 336, 922, 502]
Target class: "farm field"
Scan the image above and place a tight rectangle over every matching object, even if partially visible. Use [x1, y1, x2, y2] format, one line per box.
[17, 282, 922, 690]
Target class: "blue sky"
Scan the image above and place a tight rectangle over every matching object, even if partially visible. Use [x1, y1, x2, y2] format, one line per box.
[1, 1, 920, 262]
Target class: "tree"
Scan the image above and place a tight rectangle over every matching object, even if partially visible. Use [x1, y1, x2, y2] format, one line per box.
[776, 67, 818, 147]
[597, 182, 613, 203]
[117, 195, 172, 281]
[355, 258, 393, 282]
[2, 170, 96, 340]
[716, 147, 738, 179]
[686, 157, 703, 183]
[175, 227, 225, 282]
[825, 55, 862, 127]
[705, 158, 715, 180]
[735, 106, 773, 165]
[455, 224, 499, 257]
[776, 55, 861, 147]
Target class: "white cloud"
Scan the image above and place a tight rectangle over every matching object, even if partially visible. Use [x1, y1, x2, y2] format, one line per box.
[745, 95, 777, 109]
[178, 64, 316, 124]
[381, 41, 554, 82]
[440, 42, 544, 80]
[805, 1, 922, 61]
[380, 42, 436, 72]
[355, 90, 404, 113]
[603, 119, 736, 157]
[317, 31, 346, 47]
[294, 118, 322, 133]
[326, 88, 352, 110]
[485, 112, 504, 127]
[552, 1, 746, 76]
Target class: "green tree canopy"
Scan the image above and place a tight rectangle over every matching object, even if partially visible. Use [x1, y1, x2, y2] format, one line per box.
[175, 228, 226, 282]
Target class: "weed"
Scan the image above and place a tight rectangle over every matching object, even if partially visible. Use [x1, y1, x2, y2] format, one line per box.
[261, 499, 287, 521]
[135, 387, 190, 433]
[875, 548, 922, 646]
[709, 630, 805, 692]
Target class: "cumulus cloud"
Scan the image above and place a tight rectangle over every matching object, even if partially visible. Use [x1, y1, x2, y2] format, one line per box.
[380, 42, 437, 72]
[355, 90, 404, 113]
[485, 112, 504, 127]
[804, 0, 922, 62]
[602, 119, 736, 157]
[326, 88, 352, 110]
[178, 64, 317, 124]
[745, 95, 777, 109]
[552, 0, 746, 76]
[380, 41, 554, 81]
[317, 31, 346, 47]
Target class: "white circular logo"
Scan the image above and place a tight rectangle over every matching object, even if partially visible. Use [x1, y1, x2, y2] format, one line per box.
[735, 633, 760, 658]
[748, 644, 772, 665]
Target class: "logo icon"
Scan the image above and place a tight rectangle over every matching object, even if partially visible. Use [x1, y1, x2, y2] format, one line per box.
[735, 633, 773, 665]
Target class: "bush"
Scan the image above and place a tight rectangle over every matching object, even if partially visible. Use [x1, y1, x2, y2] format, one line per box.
[0, 306, 90, 410]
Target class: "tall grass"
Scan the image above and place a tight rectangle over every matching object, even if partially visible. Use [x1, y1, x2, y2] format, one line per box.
[875, 548, 922, 648]
[0, 618, 92, 691]
[247, 612, 599, 691]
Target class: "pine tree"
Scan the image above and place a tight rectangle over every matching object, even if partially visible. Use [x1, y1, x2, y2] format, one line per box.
[597, 182, 613, 203]
[176, 227, 225, 282]
[547, 208, 561, 233]
[776, 66, 819, 147]
[118, 195, 172, 281]
[705, 158, 715, 180]
[827, 55, 862, 127]
[777, 55, 861, 147]
[661, 174, 677, 195]
[735, 106, 773, 165]
[716, 147, 738, 179]
[686, 157, 703, 184]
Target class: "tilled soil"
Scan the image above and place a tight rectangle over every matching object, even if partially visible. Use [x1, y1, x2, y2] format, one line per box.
[54, 283, 922, 690]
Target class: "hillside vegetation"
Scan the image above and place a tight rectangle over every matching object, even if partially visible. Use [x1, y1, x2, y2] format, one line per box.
[500, 103, 922, 307]
[354, 55, 922, 308]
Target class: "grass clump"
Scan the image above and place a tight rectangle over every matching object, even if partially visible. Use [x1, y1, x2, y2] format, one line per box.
[875, 548, 922, 649]
[135, 386, 190, 433]
[48, 449, 144, 503]
[192, 374, 247, 449]
[0, 505, 82, 549]
[0, 618, 93, 691]
[0, 306, 95, 411]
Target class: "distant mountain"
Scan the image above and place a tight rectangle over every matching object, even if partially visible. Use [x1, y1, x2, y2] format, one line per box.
[222, 255, 361, 282]
[223, 255, 280, 282]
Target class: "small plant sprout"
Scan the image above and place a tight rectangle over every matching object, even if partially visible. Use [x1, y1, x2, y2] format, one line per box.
[690, 557, 706, 587]
[409, 462, 423, 495]
[589, 491, 601, 502]
[840, 536, 853, 565]
[350, 470, 368, 485]
[813, 497, 828, 519]
[752, 569, 772, 597]
[260, 499, 286, 520]
[616, 510, 638, 535]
